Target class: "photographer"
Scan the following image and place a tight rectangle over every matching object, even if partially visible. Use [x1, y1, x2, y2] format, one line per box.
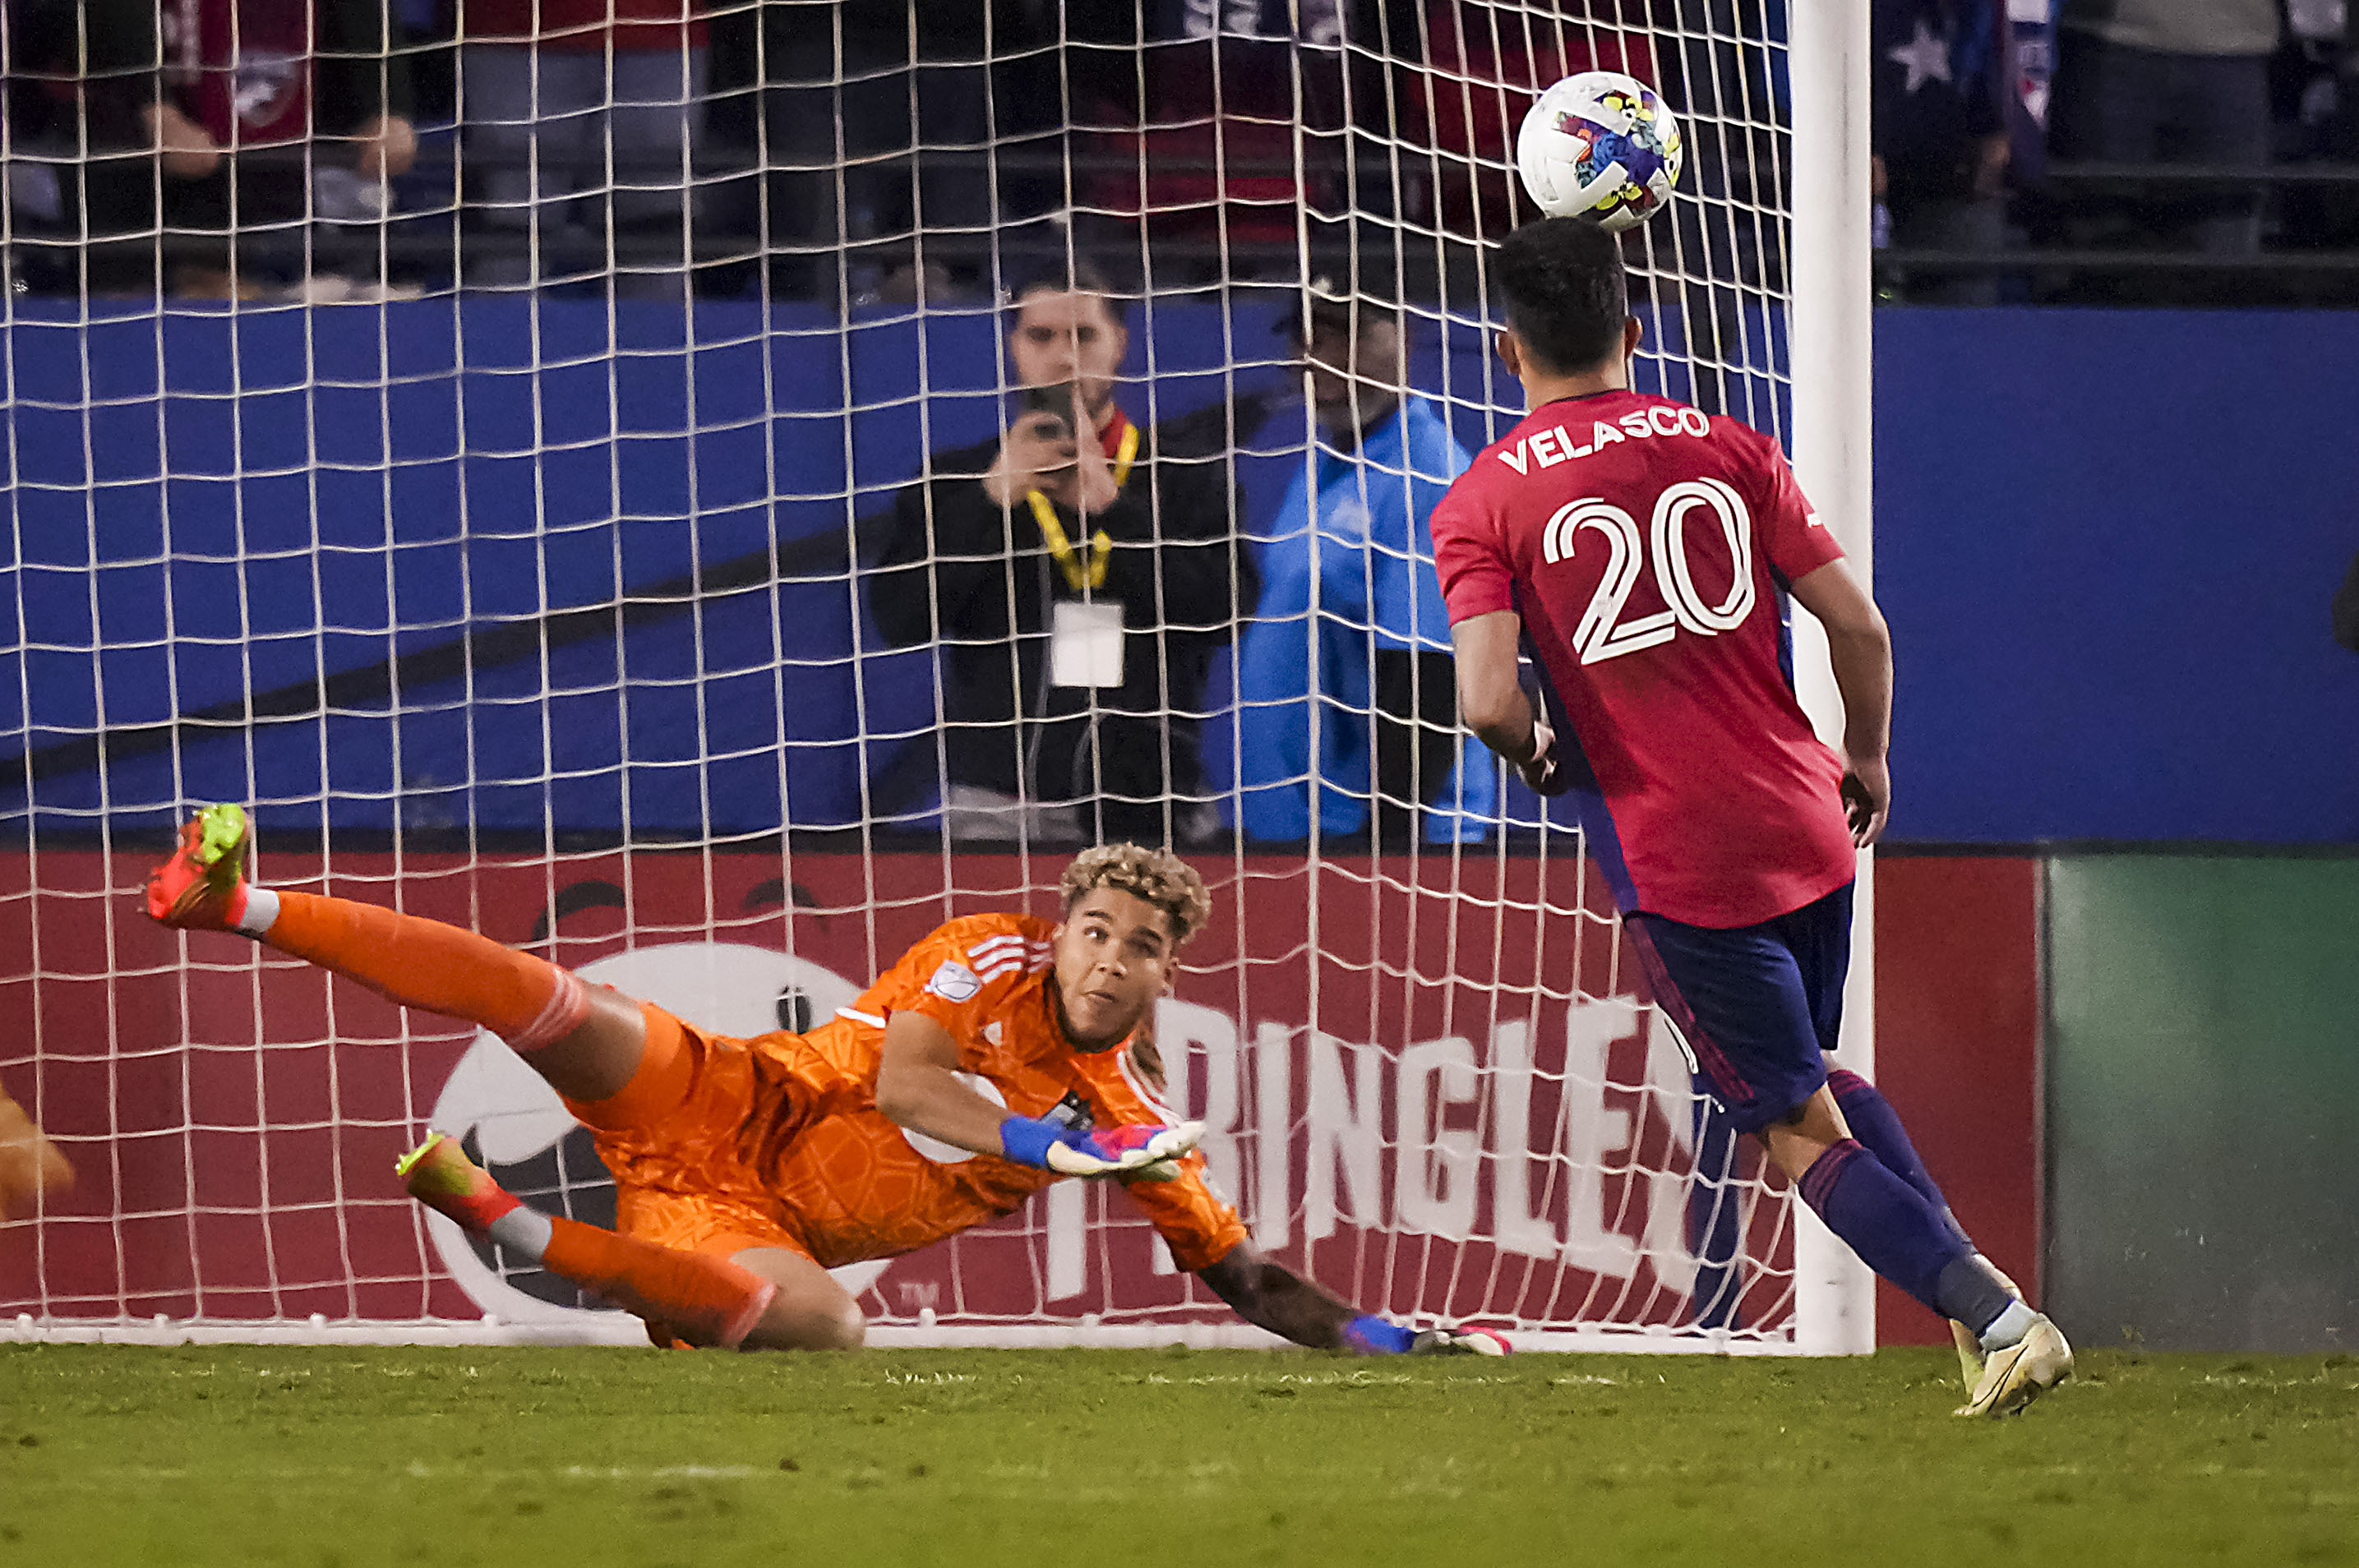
[869, 257, 1254, 847]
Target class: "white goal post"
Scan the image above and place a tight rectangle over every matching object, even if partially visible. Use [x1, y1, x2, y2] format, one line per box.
[1, 0, 1872, 1353]
[1786, 0, 1880, 1358]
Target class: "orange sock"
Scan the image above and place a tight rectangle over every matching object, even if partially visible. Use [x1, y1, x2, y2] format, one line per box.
[262, 892, 589, 1049]
[542, 1216, 778, 1349]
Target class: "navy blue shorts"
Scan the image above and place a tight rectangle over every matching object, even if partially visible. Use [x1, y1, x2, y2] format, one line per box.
[1625, 882, 1854, 1136]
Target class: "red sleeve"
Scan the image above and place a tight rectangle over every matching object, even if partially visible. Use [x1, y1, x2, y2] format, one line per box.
[1752, 433, 1846, 583]
[1429, 471, 1518, 624]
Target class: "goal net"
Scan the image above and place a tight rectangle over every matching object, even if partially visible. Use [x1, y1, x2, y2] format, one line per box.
[1, 1, 1868, 1350]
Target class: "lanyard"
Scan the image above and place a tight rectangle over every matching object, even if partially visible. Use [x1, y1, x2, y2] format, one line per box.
[1027, 418, 1139, 594]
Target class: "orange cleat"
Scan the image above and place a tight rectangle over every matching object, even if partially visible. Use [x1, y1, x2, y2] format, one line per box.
[396, 1131, 521, 1234]
[0, 1093, 72, 1221]
[145, 804, 253, 929]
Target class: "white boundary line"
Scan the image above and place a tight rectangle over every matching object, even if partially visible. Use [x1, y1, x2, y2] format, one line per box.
[1, 1317, 1802, 1354]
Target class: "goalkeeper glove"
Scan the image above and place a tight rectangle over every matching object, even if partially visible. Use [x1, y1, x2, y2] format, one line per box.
[1409, 1325, 1513, 1356]
[1343, 1315, 1513, 1355]
[999, 1115, 1204, 1180]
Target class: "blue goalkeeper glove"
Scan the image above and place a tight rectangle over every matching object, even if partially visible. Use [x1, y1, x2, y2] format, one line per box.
[999, 1115, 1205, 1180]
[1343, 1314, 1513, 1355]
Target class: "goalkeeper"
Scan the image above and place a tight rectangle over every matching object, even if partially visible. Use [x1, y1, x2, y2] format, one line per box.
[146, 808, 1499, 1356]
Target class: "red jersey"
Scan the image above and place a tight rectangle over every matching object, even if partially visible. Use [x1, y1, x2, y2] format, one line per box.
[163, 0, 313, 148]
[1429, 390, 1856, 929]
[459, 0, 709, 52]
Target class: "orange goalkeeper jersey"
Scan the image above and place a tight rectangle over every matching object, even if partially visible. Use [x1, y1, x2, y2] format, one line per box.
[591, 912, 1249, 1274]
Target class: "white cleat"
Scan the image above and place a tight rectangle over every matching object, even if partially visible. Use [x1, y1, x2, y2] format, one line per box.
[1950, 1258, 2024, 1393]
[1955, 1314, 2072, 1418]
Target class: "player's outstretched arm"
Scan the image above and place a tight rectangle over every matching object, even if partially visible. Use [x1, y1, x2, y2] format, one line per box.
[876, 1012, 1198, 1176]
[1789, 559, 1895, 846]
[1194, 1242, 1367, 1349]
[1193, 1243, 1507, 1354]
[877, 1012, 1028, 1159]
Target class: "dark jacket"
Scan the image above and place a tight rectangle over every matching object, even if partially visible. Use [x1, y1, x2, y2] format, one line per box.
[1872, 0, 2008, 201]
[869, 418, 1256, 811]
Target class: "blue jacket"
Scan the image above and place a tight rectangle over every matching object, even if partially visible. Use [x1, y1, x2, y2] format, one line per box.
[1235, 396, 1498, 842]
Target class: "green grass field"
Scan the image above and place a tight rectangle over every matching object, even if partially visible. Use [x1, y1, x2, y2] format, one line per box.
[2, 1345, 2353, 1567]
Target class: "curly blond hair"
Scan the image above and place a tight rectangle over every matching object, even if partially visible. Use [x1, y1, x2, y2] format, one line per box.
[1058, 843, 1212, 946]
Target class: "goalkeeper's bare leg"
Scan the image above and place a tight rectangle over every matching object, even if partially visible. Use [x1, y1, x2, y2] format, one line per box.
[147, 804, 862, 1350]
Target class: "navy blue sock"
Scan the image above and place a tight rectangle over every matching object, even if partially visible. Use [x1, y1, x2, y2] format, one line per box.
[1798, 1138, 2012, 1332]
[1826, 1068, 1972, 1250]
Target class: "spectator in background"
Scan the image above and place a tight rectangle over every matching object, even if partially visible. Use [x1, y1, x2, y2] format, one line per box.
[2271, 0, 2359, 278]
[1065, 0, 1347, 284]
[459, 0, 705, 299]
[2047, 0, 2280, 275]
[6, 0, 414, 298]
[760, 1, 1018, 305]
[4, 0, 220, 295]
[1872, 0, 2012, 305]
[868, 256, 1255, 848]
[1235, 283, 1495, 847]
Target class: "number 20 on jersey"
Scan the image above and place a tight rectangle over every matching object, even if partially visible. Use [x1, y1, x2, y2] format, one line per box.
[1544, 477, 1757, 666]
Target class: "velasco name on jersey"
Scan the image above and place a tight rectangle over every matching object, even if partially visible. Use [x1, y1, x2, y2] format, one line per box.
[1493, 404, 1714, 476]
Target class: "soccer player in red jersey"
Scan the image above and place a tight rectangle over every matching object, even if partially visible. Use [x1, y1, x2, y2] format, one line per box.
[1429, 219, 2069, 1416]
[145, 805, 1504, 1358]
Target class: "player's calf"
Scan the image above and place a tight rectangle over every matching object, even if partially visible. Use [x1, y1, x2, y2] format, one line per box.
[728, 1253, 867, 1353]
[1820, 1069, 2029, 1389]
[146, 805, 644, 1100]
[1770, 1092, 2064, 1410]
[399, 1132, 778, 1350]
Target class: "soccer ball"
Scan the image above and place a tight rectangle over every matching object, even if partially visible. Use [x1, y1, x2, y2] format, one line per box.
[1515, 71, 1685, 233]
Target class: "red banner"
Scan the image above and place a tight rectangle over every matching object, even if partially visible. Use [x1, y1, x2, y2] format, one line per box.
[2, 848, 1794, 1339]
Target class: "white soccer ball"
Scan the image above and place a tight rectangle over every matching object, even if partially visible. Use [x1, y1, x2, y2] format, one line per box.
[1515, 71, 1686, 233]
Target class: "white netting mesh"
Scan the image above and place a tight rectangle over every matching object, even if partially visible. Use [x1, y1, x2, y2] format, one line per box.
[2, 0, 1818, 1348]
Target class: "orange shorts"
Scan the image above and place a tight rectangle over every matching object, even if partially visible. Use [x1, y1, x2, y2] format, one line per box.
[561, 1003, 817, 1265]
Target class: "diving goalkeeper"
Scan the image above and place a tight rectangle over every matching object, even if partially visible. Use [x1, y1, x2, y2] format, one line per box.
[146, 806, 1502, 1355]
